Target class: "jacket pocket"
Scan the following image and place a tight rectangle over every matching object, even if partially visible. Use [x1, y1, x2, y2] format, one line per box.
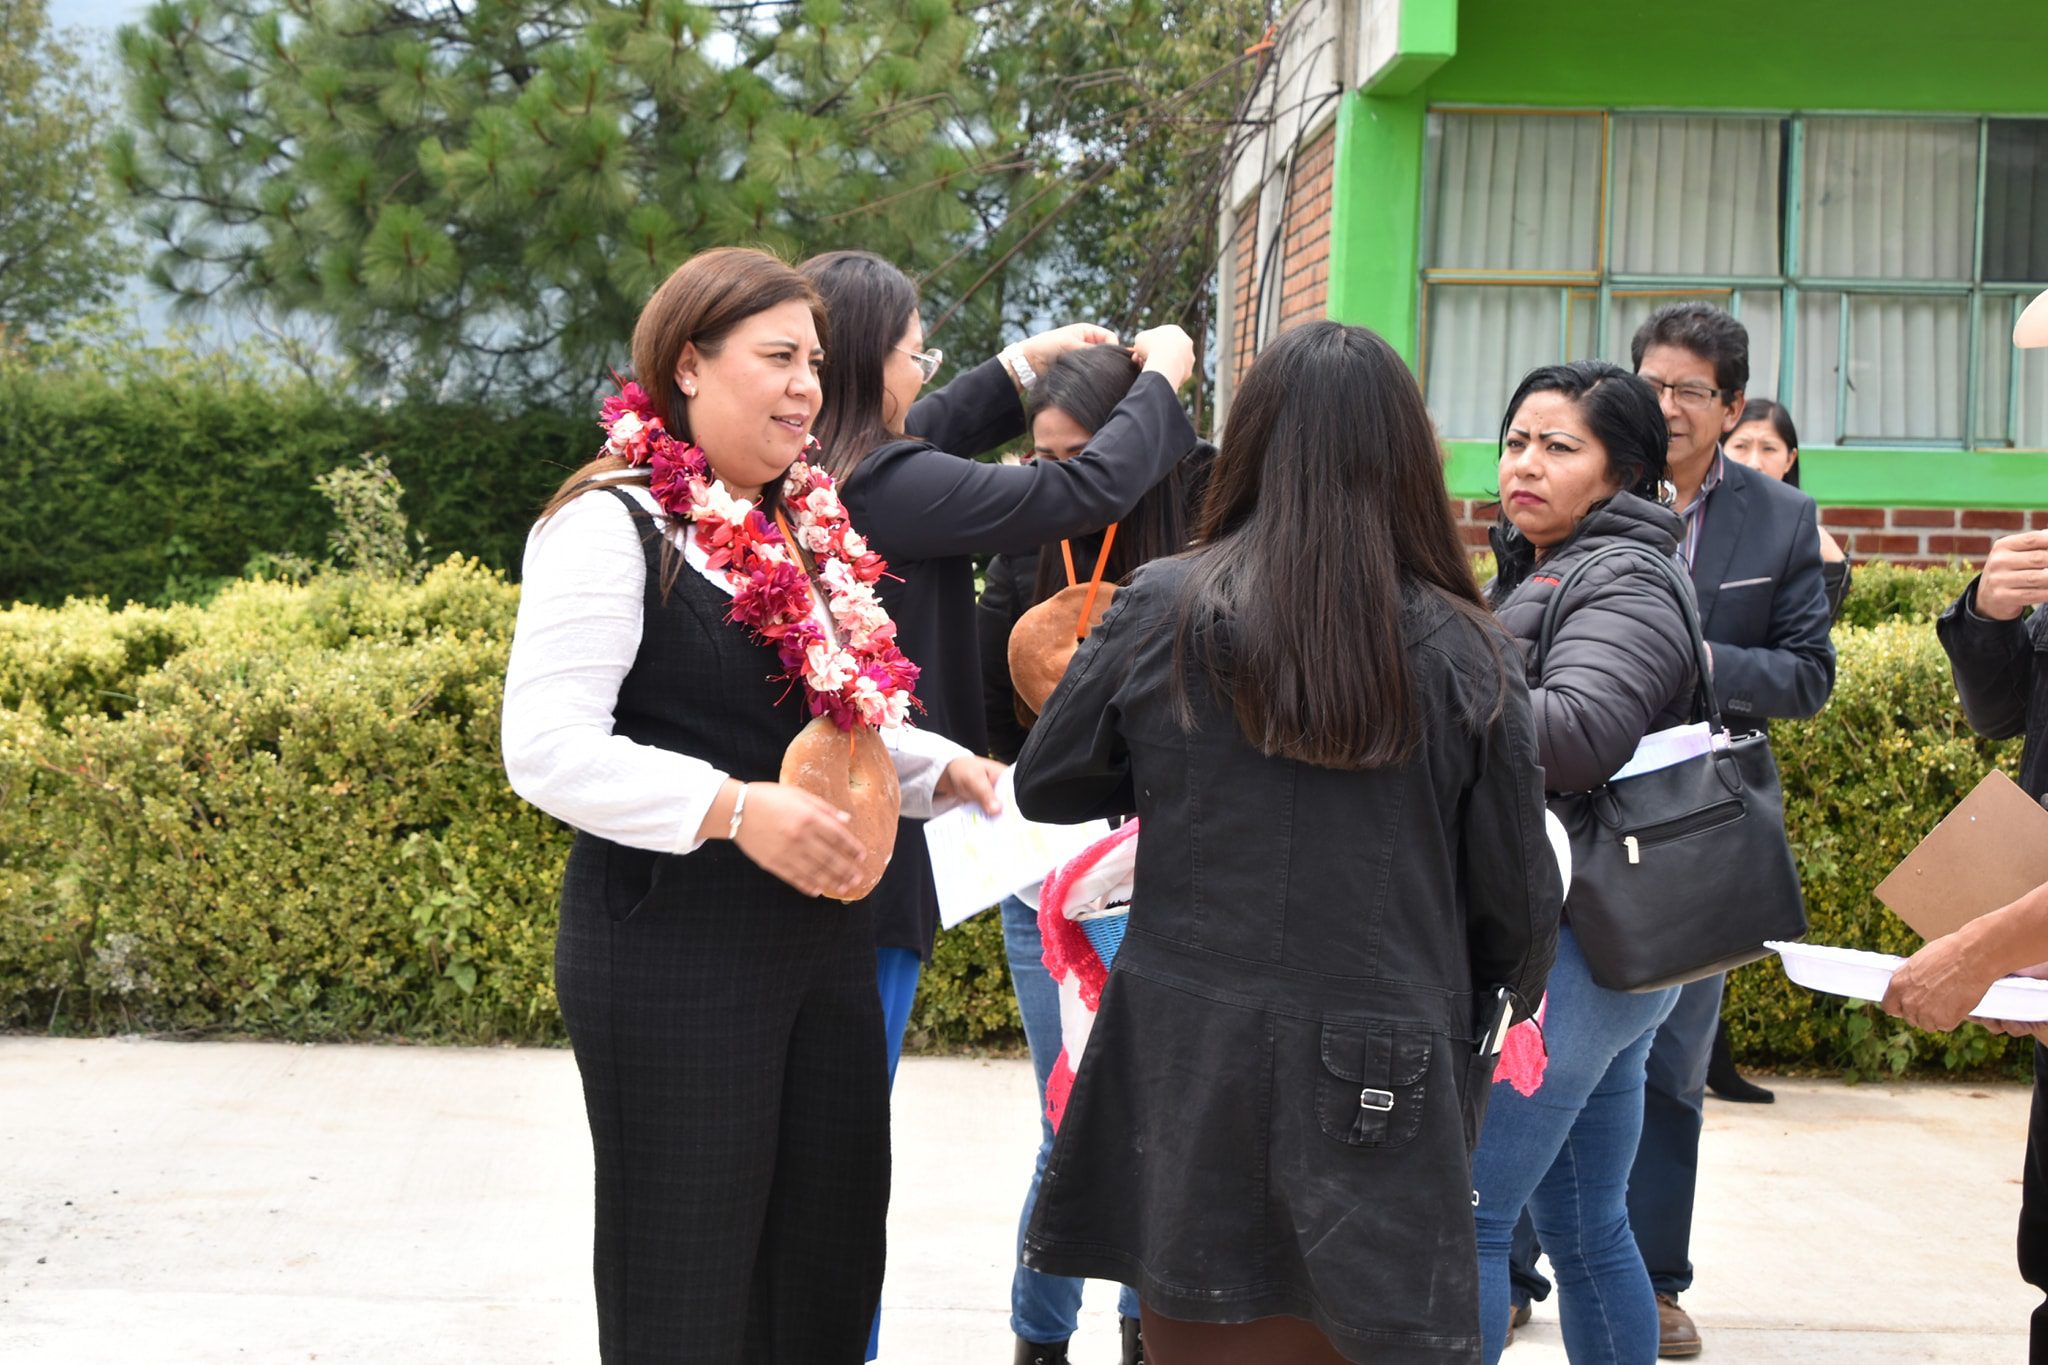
[1313, 1022, 1433, 1149]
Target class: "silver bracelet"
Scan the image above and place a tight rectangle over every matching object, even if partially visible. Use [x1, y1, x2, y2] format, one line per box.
[1001, 345, 1037, 391]
[727, 783, 748, 840]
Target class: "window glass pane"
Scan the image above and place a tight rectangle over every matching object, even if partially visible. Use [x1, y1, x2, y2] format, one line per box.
[1424, 286, 1564, 440]
[1601, 291, 1733, 364]
[1842, 294, 1969, 443]
[1428, 114, 1603, 272]
[1985, 121, 2048, 283]
[1977, 298, 2015, 447]
[1567, 290, 1599, 360]
[1801, 119, 1976, 281]
[2019, 346, 2048, 450]
[1735, 291, 1782, 402]
[1610, 116, 1782, 276]
[1795, 291, 1843, 447]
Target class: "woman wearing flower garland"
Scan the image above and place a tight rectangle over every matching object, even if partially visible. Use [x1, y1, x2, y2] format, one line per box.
[502, 246, 1002, 1364]
[797, 248, 1199, 1079]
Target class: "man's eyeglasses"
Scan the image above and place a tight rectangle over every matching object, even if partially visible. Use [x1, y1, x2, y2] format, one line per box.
[897, 345, 944, 385]
[1639, 376, 1733, 410]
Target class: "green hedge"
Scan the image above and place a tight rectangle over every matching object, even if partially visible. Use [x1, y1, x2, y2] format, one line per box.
[0, 364, 592, 606]
[0, 558, 2031, 1074]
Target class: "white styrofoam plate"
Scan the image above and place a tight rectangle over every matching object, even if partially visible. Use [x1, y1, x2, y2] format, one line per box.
[1768, 941, 2048, 1023]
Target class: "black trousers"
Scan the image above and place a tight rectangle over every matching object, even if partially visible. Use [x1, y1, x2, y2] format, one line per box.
[2025, 1044, 2048, 1362]
[555, 839, 891, 1364]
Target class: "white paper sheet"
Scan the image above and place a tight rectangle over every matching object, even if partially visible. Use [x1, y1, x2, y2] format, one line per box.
[921, 768, 1113, 929]
[1610, 722, 1715, 783]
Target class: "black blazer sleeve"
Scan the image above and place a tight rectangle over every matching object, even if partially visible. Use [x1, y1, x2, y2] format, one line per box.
[1458, 659, 1562, 1017]
[978, 553, 1035, 763]
[1532, 557, 1699, 794]
[905, 357, 1027, 459]
[1706, 489, 1836, 721]
[1012, 585, 1143, 823]
[851, 373, 1198, 560]
[1938, 580, 2038, 741]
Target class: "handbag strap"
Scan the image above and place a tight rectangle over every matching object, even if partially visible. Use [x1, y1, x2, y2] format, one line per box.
[1533, 541, 1720, 729]
[1058, 523, 1120, 643]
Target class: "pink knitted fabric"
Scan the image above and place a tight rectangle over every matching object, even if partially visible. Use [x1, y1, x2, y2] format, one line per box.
[1495, 997, 1548, 1097]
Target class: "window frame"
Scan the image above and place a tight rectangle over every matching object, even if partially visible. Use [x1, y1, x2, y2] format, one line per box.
[1418, 105, 2048, 450]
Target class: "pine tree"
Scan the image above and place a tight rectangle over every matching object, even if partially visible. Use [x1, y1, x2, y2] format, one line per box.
[107, 0, 1266, 404]
[0, 0, 138, 341]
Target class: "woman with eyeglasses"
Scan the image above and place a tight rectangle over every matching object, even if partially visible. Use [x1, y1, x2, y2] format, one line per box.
[798, 248, 1199, 1361]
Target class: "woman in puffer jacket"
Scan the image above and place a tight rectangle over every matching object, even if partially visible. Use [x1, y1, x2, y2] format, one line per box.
[1470, 360, 1699, 1365]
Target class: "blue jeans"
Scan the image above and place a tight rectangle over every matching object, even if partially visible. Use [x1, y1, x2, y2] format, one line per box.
[1001, 894, 1139, 1342]
[1472, 927, 1679, 1365]
[868, 946, 923, 1362]
[1628, 969, 1725, 1297]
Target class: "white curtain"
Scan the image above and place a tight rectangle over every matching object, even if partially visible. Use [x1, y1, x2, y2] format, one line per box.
[1981, 296, 2048, 449]
[1798, 120, 1977, 443]
[1610, 117, 1781, 277]
[1795, 292, 1843, 447]
[1429, 114, 1603, 272]
[1802, 119, 1976, 281]
[1424, 286, 1562, 441]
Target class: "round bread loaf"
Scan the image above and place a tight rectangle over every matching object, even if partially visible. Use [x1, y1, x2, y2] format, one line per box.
[778, 714, 900, 900]
[1008, 581, 1118, 722]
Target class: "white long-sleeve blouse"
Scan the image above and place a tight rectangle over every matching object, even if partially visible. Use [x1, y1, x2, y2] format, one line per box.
[501, 475, 971, 855]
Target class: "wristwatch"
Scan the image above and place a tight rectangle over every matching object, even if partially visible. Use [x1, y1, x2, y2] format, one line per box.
[1000, 345, 1037, 392]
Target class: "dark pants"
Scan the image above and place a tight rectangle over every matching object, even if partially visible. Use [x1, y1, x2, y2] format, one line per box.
[1508, 971, 1723, 1305]
[1627, 970, 1724, 1298]
[556, 843, 891, 1364]
[2024, 1044, 2048, 1362]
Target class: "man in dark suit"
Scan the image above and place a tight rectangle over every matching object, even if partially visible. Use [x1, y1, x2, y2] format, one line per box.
[1627, 304, 1836, 1355]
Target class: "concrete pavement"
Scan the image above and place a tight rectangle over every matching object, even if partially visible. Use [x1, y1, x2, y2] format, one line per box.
[0, 1037, 2035, 1363]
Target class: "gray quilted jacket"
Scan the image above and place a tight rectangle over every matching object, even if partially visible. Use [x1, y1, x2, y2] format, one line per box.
[1487, 493, 1700, 795]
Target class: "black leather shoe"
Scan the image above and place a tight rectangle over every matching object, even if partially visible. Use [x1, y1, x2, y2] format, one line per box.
[1014, 1338, 1070, 1365]
[1706, 1018, 1775, 1104]
[1121, 1313, 1145, 1365]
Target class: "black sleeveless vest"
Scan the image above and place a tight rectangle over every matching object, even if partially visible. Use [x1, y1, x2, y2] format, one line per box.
[563, 487, 820, 920]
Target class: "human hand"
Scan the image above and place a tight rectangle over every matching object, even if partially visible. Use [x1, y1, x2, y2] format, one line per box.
[1019, 323, 1120, 375]
[1129, 325, 1196, 390]
[731, 782, 870, 898]
[1881, 931, 2000, 1033]
[1967, 1016, 2048, 1046]
[937, 756, 1006, 816]
[1972, 531, 2048, 621]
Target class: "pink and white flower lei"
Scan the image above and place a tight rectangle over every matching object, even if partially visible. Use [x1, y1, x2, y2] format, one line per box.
[599, 380, 919, 731]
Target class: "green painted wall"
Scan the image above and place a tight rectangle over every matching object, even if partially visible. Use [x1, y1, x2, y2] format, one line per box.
[1430, 0, 2048, 114]
[1444, 442, 2048, 509]
[1327, 91, 1428, 367]
[1322, 0, 2048, 507]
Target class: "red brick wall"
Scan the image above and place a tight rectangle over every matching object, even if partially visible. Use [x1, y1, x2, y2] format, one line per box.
[1276, 123, 1335, 337]
[1230, 202, 1259, 394]
[1446, 500, 2046, 568]
[1229, 120, 1336, 392]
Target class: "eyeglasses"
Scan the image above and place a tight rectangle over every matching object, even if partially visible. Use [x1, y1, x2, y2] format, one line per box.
[1639, 376, 1733, 410]
[897, 344, 944, 385]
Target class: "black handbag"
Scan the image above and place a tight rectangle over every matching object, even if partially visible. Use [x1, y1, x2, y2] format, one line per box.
[1538, 543, 1808, 993]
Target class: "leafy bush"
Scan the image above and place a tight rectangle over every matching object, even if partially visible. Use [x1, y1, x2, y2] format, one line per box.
[0, 340, 591, 606]
[0, 559, 2032, 1073]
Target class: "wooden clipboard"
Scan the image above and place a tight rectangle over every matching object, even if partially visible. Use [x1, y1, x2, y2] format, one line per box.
[1875, 770, 2048, 942]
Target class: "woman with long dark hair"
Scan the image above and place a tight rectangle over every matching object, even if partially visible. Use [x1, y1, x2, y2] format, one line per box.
[975, 344, 1214, 1365]
[501, 247, 1001, 1363]
[795, 255, 1197, 1065]
[1472, 360, 1699, 1365]
[1010, 321, 1562, 1364]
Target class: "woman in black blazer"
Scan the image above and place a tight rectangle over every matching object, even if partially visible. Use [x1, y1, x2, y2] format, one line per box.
[1012, 322, 1562, 1364]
